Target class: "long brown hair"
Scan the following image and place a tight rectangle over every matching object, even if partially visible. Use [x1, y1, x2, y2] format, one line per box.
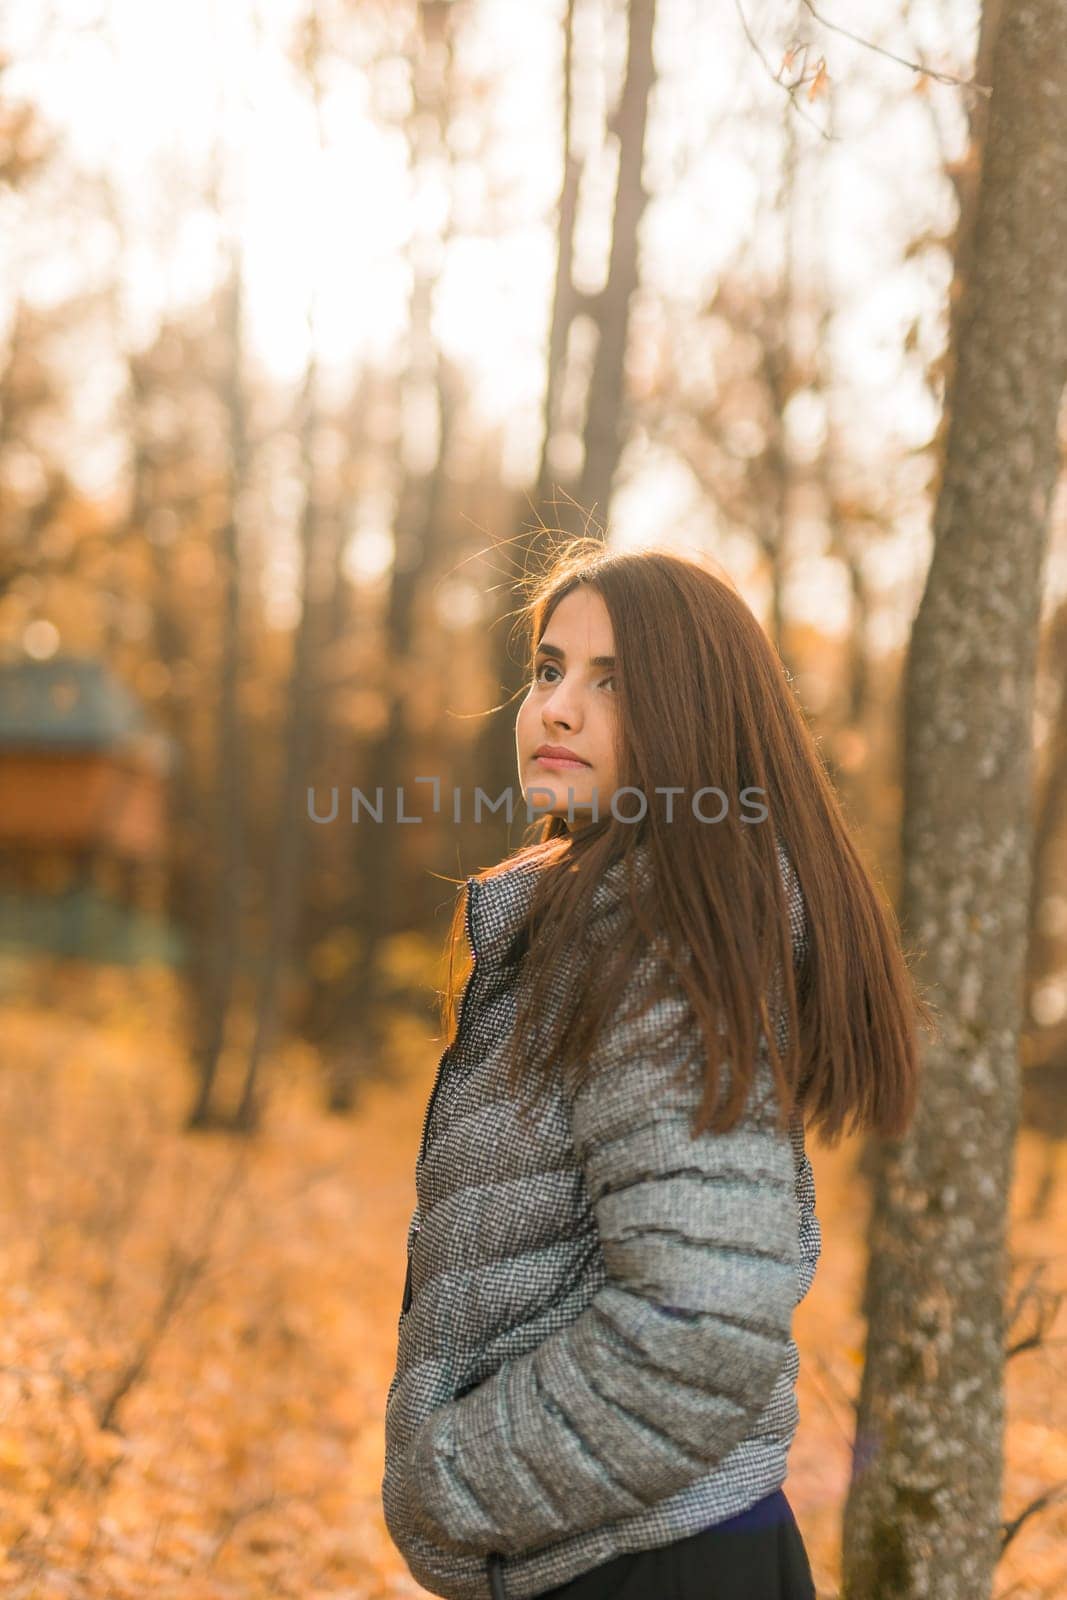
[439, 538, 937, 1149]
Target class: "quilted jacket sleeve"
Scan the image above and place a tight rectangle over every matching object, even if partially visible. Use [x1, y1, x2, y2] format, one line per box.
[405, 946, 801, 1558]
[791, 1111, 821, 1306]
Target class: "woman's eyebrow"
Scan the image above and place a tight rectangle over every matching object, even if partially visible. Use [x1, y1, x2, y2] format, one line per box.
[536, 641, 616, 668]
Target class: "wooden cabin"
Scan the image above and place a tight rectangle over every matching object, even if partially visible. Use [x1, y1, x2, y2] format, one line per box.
[0, 652, 183, 964]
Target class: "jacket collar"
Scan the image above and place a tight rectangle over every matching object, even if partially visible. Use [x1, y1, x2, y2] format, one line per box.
[464, 828, 798, 968]
[465, 837, 654, 965]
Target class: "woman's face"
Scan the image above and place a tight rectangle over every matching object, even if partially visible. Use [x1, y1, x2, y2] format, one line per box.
[516, 585, 620, 827]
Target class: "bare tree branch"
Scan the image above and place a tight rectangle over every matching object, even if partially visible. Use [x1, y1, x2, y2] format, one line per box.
[799, 0, 992, 98]
[1004, 1257, 1064, 1359]
[999, 1481, 1067, 1554]
[735, 0, 992, 134]
[732, 0, 833, 140]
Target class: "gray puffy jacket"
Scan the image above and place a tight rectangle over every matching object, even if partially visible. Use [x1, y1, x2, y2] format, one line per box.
[382, 837, 818, 1599]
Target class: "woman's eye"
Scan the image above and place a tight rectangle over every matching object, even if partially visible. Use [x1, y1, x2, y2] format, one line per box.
[534, 662, 616, 690]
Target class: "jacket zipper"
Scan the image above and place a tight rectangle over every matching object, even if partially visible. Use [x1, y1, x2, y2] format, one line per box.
[402, 882, 479, 1318]
[416, 877, 479, 1170]
[487, 1551, 507, 1599]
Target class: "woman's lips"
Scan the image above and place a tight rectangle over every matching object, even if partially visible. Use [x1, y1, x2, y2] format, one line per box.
[534, 755, 590, 770]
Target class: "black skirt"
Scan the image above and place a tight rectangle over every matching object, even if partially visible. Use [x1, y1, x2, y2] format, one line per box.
[529, 1489, 816, 1600]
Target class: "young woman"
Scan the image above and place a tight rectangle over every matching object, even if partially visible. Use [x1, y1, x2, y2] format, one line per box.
[382, 541, 933, 1600]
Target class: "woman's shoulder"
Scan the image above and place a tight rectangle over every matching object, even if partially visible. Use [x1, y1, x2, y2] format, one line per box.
[583, 829, 806, 953]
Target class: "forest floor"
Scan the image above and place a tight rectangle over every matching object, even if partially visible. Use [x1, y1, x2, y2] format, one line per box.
[1, 963, 1065, 1600]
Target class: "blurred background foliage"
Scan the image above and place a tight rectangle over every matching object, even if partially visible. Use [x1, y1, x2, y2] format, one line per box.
[1, 1, 1066, 1595]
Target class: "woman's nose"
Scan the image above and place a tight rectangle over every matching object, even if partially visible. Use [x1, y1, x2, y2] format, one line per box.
[543, 678, 585, 723]
[544, 689, 579, 727]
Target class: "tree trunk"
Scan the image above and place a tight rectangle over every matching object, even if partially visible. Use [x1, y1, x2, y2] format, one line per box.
[233, 347, 324, 1132]
[235, 8, 334, 1130]
[929, 0, 1005, 496]
[1023, 597, 1067, 1037]
[327, 0, 459, 1112]
[187, 251, 248, 1131]
[574, 0, 657, 531]
[755, 72, 801, 675]
[841, 7, 1067, 1599]
[533, 0, 583, 521]
[483, 0, 657, 822]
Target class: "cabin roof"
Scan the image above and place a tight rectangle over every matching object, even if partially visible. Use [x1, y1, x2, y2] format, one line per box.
[0, 653, 175, 768]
